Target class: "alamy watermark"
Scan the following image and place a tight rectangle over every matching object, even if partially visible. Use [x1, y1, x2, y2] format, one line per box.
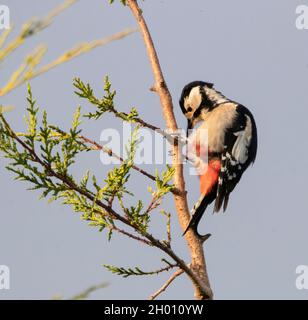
[0, 265, 10, 290]
[295, 265, 308, 290]
[0, 5, 10, 30]
[99, 123, 209, 176]
[296, 5, 308, 30]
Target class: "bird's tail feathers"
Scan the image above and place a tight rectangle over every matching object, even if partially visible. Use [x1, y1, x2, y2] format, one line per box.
[222, 193, 230, 212]
[183, 194, 211, 236]
[214, 181, 230, 213]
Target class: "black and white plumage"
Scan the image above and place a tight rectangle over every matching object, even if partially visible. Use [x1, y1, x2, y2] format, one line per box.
[179, 81, 257, 237]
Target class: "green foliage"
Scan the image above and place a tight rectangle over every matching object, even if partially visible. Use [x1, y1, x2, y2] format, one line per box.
[0, 78, 175, 280]
[103, 264, 167, 278]
[100, 126, 140, 201]
[0, 86, 86, 200]
[123, 199, 149, 233]
[109, 0, 127, 6]
[154, 165, 175, 197]
[73, 77, 139, 122]
[160, 209, 171, 246]
[0, 0, 184, 298]
[70, 283, 108, 300]
[99, 126, 153, 234]
[52, 282, 108, 300]
[73, 77, 113, 119]
[24, 84, 39, 149]
[0, 81, 173, 238]
[146, 165, 175, 213]
[0, 86, 106, 226]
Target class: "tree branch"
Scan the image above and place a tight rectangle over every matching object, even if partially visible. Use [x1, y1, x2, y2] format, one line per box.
[78, 135, 184, 197]
[79, 135, 157, 182]
[0, 114, 209, 294]
[111, 224, 152, 246]
[149, 268, 184, 300]
[127, 0, 213, 300]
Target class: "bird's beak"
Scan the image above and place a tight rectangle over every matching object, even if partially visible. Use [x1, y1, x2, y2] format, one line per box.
[186, 118, 193, 138]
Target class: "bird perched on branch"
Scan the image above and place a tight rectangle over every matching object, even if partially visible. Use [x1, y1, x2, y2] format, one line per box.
[179, 81, 257, 238]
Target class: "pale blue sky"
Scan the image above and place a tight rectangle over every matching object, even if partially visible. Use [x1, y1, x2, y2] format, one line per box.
[0, 0, 308, 299]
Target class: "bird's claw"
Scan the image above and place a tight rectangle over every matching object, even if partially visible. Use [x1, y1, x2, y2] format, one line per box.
[199, 233, 212, 243]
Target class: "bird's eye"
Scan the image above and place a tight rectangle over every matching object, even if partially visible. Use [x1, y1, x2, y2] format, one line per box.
[187, 107, 192, 112]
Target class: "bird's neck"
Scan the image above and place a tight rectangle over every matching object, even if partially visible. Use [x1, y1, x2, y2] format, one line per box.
[204, 87, 229, 107]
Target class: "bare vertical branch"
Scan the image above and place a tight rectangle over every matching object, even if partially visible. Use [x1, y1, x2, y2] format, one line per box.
[126, 0, 213, 299]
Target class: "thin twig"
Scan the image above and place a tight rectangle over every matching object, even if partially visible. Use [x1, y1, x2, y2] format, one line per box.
[111, 225, 152, 246]
[143, 194, 160, 215]
[81, 108, 191, 163]
[90, 208, 152, 246]
[110, 106, 187, 147]
[41, 0, 79, 27]
[0, 28, 137, 96]
[161, 211, 171, 246]
[79, 135, 183, 196]
[28, 28, 137, 82]
[79, 135, 156, 182]
[70, 282, 108, 300]
[16, 129, 182, 195]
[0, 0, 77, 63]
[149, 268, 184, 300]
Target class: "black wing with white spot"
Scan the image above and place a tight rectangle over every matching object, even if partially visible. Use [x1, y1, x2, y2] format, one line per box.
[214, 104, 257, 212]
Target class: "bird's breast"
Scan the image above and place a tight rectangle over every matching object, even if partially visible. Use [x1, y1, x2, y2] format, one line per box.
[199, 103, 237, 153]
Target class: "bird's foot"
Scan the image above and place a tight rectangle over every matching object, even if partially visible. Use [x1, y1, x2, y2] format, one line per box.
[182, 223, 211, 243]
[167, 131, 188, 146]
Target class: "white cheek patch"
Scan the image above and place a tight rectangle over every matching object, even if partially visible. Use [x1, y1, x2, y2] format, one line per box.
[184, 97, 189, 111]
[232, 115, 252, 164]
[185, 87, 202, 112]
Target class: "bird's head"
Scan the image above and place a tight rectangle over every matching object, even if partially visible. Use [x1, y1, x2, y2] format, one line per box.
[179, 81, 215, 137]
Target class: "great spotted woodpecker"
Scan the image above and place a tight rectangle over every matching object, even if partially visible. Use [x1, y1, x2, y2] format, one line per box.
[179, 81, 257, 237]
